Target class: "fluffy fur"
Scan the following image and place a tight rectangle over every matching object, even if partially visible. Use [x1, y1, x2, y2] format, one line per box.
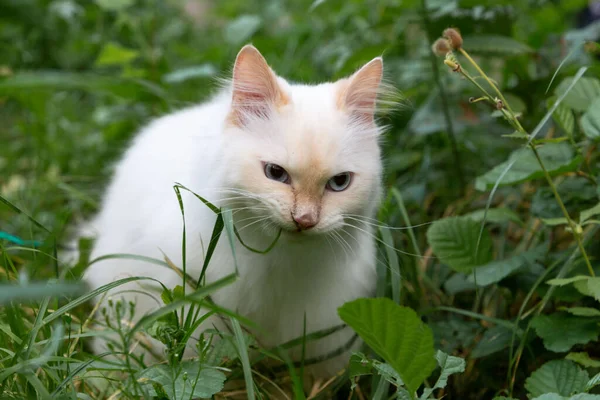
[82, 45, 386, 379]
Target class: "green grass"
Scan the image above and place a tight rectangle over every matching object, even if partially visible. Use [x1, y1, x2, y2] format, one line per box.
[2, 0, 600, 399]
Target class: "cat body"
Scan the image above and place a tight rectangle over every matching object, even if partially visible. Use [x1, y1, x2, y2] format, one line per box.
[83, 45, 385, 378]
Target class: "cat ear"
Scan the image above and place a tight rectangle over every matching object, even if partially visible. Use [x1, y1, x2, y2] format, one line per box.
[337, 57, 383, 122]
[229, 45, 289, 126]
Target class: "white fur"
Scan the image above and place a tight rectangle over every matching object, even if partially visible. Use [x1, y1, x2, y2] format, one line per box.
[82, 49, 384, 378]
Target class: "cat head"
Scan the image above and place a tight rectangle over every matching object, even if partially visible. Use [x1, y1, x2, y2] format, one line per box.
[222, 45, 387, 237]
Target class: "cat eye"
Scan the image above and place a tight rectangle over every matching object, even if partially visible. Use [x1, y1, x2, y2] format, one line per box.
[327, 172, 352, 192]
[264, 163, 290, 184]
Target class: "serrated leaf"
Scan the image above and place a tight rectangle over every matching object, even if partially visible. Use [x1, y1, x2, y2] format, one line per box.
[224, 15, 262, 45]
[475, 143, 582, 191]
[561, 307, 600, 317]
[419, 351, 465, 399]
[141, 363, 226, 399]
[573, 278, 600, 302]
[467, 247, 544, 286]
[525, 360, 589, 398]
[555, 77, 600, 112]
[581, 98, 600, 140]
[548, 97, 575, 137]
[531, 313, 600, 352]
[567, 352, 600, 368]
[462, 35, 533, 55]
[95, 42, 138, 66]
[338, 298, 436, 394]
[95, 0, 134, 11]
[580, 203, 600, 223]
[463, 207, 523, 225]
[426, 216, 493, 273]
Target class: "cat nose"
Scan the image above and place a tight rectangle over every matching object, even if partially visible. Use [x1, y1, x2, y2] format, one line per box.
[292, 212, 318, 230]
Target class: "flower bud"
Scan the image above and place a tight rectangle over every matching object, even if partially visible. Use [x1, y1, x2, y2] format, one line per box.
[443, 28, 463, 49]
[444, 59, 460, 71]
[432, 38, 451, 56]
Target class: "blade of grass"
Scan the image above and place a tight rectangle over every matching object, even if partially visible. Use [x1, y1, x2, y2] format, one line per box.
[379, 227, 401, 304]
[230, 316, 256, 400]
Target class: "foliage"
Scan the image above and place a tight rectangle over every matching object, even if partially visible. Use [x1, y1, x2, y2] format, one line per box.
[1, 0, 600, 399]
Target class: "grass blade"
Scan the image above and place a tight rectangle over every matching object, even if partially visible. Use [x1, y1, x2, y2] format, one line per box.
[230, 317, 256, 400]
[379, 227, 401, 304]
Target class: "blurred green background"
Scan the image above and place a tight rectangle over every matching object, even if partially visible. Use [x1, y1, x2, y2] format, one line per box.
[2, 0, 600, 398]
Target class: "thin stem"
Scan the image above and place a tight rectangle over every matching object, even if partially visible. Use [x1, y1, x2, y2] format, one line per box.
[421, 0, 465, 192]
[529, 145, 595, 276]
[456, 46, 595, 277]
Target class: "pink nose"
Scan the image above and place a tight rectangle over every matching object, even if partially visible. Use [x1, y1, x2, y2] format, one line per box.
[293, 212, 318, 230]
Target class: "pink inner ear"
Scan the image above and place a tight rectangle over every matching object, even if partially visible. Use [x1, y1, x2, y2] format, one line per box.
[229, 45, 288, 126]
[340, 58, 383, 122]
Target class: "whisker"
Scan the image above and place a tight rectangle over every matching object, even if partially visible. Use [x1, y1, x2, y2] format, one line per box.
[344, 222, 434, 260]
[342, 214, 434, 231]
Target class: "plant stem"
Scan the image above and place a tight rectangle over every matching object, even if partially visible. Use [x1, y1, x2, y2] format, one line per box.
[529, 145, 595, 276]
[421, 0, 466, 192]
[458, 46, 595, 277]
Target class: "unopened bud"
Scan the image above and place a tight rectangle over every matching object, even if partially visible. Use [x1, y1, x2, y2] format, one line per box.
[432, 38, 451, 56]
[443, 28, 463, 49]
[444, 59, 460, 72]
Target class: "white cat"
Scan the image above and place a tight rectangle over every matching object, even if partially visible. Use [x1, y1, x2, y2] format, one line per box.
[82, 45, 386, 380]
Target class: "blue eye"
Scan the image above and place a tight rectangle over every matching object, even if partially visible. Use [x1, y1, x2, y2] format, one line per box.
[264, 163, 290, 183]
[327, 172, 352, 192]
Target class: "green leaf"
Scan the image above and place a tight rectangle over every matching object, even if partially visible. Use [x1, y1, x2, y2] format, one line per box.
[95, 42, 139, 66]
[555, 77, 600, 112]
[561, 307, 600, 317]
[338, 298, 436, 394]
[580, 203, 600, 223]
[419, 351, 465, 399]
[347, 353, 404, 388]
[224, 15, 262, 45]
[348, 352, 373, 381]
[426, 216, 493, 273]
[567, 352, 600, 368]
[95, 0, 134, 11]
[581, 98, 600, 140]
[586, 372, 600, 391]
[531, 313, 600, 352]
[0, 71, 167, 100]
[162, 65, 218, 84]
[463, 207, 523, 226]
[573, 278, 600, 302]
[525, 360, 589, 398]
[475, 143, 582, 191]
[140, 363, 226, 399]
[542, 217, 570, 226]
[548, 97, 575, 137]
[231, 317, 256, 400]
[467, 247, 544, 286]
[462, 35, 533, 55]
[380, 227, 401, 303]
[471, 325, 515, 359]
[547, 276, 590, 287]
